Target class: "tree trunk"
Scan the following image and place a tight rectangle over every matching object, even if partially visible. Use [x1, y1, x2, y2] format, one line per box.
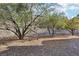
[71, 29, 74, 35]
[18, 35, 24, 40]
[47, 27, 51, 36]
[52, 28, 55, 36]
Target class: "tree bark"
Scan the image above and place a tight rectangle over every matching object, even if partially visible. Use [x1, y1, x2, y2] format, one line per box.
[52, 28, 55, 36]
[71, 29, 75, 35]
[47, 27, 51, 36]
[18, 35, 24, 40]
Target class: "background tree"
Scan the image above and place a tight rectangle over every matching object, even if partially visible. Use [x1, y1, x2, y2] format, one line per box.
[48, 12, 66, 36]
[65, 17, 79, 35]
[36, 4, 65, 36]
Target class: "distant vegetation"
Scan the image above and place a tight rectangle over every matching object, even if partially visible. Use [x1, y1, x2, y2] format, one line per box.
[0, 3, 79, 39]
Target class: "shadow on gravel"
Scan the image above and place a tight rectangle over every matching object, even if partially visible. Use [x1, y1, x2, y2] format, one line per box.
[0, 38, 79, 56]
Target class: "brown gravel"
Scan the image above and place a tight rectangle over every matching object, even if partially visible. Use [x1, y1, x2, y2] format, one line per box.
[0, 35, 79, 56]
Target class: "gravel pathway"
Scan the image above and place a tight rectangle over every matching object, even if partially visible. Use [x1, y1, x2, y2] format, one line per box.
[0, 36, 79, 56]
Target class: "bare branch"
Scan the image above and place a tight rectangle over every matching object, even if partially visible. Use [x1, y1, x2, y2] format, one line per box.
[0, 27, 19, 37]
[22, 15, 40, 36]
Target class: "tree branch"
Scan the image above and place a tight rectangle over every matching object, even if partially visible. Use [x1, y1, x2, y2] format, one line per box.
[0, 27, 19, 37]
[22, 15, 40, 36]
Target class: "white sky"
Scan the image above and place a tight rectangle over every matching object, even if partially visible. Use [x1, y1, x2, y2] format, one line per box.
[0, 0, 79, 3]
[57, 3, 79, 19]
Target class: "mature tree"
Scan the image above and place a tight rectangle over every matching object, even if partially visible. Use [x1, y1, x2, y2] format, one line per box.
[48, 12, 66, 36]
[65, 17, 79, 35]
[37, 11, 67, 36]
[0, 3, 47, 39]
[34, 3, 61, 36]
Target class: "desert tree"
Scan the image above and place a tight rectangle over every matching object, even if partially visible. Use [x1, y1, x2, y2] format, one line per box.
[36, 3, 63, 36]
[65, 17, 79, 35]
[0, 3, 47, 39]
[48, 12, 66, 36]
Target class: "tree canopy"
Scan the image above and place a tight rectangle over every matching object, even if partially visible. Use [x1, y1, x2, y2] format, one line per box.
[0, 3, 79, 39]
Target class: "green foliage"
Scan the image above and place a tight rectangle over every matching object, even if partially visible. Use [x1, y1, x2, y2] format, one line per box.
[56, 16, 68, 29]
[0, 4, 28, 26]
[0, 3, 47, 39]
[65, 17, 79, 30]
